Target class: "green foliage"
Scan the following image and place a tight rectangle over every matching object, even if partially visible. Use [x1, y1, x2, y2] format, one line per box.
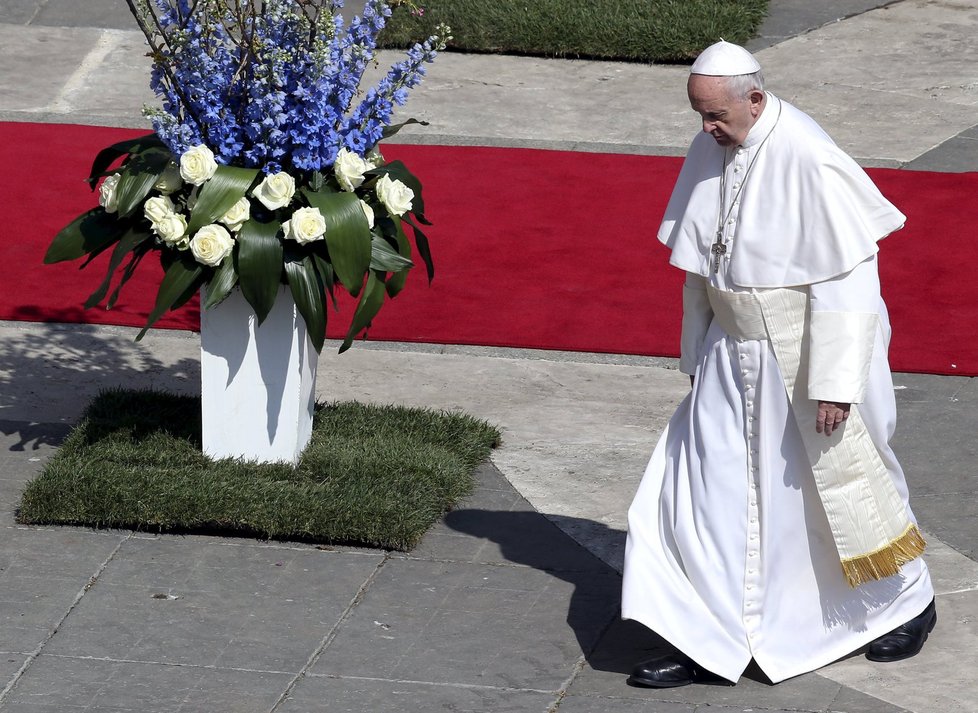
[235, 218, 284, 324]
[46, 136, 434, 354]
[18, 389, 501, 551]
[380, 0, 769, 63]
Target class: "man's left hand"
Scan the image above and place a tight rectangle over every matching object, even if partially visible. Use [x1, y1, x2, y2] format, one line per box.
[816, 401, 851, 436]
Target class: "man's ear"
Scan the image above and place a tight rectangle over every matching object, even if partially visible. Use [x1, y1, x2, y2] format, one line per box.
[748, 89, 765, 117]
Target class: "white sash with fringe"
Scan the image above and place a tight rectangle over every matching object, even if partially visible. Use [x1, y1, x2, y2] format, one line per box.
[707, 286, 925, 587]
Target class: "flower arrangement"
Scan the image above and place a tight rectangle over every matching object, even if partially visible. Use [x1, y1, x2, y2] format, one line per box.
[44, 0, 450, 353]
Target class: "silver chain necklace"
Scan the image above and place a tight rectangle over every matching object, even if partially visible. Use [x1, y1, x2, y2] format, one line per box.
[711, 99, 783, 274]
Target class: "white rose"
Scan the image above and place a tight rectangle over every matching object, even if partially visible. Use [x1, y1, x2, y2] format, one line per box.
[333, 148, 369, 192]
[283, 207, 327, 245]
[190, 224, 234, 267]
[365, 145, 385, 169]
[219, 197, 251, 232]
[251, 171, 296, 210]
[359, 199, 375, 229]
[143, 195, 175, 224]
[99, 173, 121, 213]
[375, 174, 414, 217]
[154, 162, 184, 194]
[153, 212, 188, 246]
[179, 144, 218, 186]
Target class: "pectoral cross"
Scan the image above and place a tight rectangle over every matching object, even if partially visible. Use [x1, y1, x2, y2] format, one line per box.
[711, 234, 727, 273]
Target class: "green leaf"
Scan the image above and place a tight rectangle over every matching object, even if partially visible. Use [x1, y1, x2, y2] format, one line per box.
[404, 214, 435, 283]
[380, 118, 429, 140]
[87, 133, 166, 189]
[136, 255, 204, 341]
[202, 253, 238, 310]
[83, 228, 153, 309]
[370, 236, 413, 272]
[106, 247, 149, 309]
[284, 251, 327, 354]
[367, 160, 429, 224]
[339, 271, 386, 353]
[236, 219, 283, 324]
[381, 216, 413, 297]
[301, 189, 371, 298]
[311, 253, 339, 310]
[44, 208, 131, 264]
[186, 165, 259, 234]
[115, 148, 172, 217]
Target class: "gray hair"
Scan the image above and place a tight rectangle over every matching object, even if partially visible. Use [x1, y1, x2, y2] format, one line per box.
[723, 71, 765, 99]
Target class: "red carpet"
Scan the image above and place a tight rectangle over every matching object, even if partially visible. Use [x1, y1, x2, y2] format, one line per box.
[3, 122, 975, 376]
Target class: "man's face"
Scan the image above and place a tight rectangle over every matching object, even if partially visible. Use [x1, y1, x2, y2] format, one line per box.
[687, 74, 764, 147]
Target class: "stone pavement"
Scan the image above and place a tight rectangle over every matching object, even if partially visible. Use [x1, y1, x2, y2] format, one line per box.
[1, 1, 977, 711]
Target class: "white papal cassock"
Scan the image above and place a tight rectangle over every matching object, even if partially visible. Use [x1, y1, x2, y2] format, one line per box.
[621, 93, 934, 684]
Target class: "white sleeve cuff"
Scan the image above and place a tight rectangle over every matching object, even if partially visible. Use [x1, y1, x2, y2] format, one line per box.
[808, 310, 878, 403]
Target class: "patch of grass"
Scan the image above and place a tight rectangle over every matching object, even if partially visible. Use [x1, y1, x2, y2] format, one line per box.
[17, 388, 501, 550]
[382, 0, 769, 63]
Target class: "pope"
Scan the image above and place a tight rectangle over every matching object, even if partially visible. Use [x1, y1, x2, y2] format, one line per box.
[621, 40, 937, 687]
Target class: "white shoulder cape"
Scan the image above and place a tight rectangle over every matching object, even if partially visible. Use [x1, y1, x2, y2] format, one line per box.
[657, 96, 906, 288]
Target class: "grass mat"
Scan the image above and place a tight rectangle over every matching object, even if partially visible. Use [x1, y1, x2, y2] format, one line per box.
[18, 389, 501, 550]
[381, 0, 769, 63]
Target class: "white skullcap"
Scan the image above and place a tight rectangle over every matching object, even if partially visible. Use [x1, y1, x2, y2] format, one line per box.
[690, 40, 761, 76]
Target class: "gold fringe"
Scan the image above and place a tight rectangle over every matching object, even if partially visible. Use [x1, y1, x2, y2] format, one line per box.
[840, 524, 927, 588]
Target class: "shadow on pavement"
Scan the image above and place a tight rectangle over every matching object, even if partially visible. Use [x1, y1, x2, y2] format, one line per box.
[0, 321, 199, 451]
[444, 506, 677, 676]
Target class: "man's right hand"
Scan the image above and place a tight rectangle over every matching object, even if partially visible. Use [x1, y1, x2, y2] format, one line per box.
[816, 401, 851, 436]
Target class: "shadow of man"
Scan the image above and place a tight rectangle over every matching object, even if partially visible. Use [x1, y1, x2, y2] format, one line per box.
[442, 494, 674, 678]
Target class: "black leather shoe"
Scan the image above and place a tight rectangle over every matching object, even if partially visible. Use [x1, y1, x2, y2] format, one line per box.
[866, 599, 937, 662]
[627, 653, 715, 688]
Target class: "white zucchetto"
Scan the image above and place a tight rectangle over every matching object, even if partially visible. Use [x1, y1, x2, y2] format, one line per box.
[690, 40, 761, 76]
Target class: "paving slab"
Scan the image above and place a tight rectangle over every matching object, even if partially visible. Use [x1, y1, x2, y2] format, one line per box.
[0, 656, 292, 713]
[42, 538, 384, 672]
[0, 24, 108, 114]
[309, 555, 618, 690]
[0, 526, 125, 655]
[747, 0, 901, 51]
[904, 130, 978, 172]
[278, 676, 556, 713]
[818, 590, 978, 713]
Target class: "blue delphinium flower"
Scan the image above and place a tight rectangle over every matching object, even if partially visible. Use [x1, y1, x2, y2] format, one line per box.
[141, 0, 447, 171]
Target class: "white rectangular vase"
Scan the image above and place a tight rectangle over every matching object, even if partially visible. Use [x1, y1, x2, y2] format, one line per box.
[200, 285, 318, 465]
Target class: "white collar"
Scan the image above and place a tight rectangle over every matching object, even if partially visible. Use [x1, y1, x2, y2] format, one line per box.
[740, 92, 780, 148]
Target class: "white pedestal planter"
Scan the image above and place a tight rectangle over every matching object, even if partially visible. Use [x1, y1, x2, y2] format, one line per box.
[200, 286, 318, 465]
